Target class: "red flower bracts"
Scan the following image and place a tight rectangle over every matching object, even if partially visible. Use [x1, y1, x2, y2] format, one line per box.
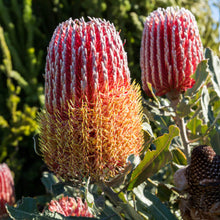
[0, 163, 15, 218]
[48, 196, 93, 217]
[140, 7, 204, 96]
[39, 18, 143, 182]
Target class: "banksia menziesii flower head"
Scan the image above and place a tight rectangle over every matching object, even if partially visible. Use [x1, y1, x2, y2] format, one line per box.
[39, 17, 143, 182]
[174, 145, 220, 219]
[48, 196, 93, 217]
[0, 163, 15, 217]
[186, 145, 220, 211]
[140, 7, 204, 97]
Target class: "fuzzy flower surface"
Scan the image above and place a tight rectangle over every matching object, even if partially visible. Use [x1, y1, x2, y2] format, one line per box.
[140, 7, 204, 96]
[48, 196, 93, 217]
[39, 17, 143, 182]
[0, 163, 15, 217]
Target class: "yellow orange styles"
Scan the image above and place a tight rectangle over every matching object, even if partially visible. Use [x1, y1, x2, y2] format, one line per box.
[38, 18, 143, 182]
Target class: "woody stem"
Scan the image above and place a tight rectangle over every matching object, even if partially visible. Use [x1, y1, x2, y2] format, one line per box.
[167, 91, 190, 162]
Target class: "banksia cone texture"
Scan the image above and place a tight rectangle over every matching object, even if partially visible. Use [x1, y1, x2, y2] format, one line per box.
[175, 145, 220, 219]
[186, 145, 220, 212]
[39, 18, 143, 182]
[48, 196, 93, 217]
[140, 7, 204, 96]
[0, 163, 15, 217]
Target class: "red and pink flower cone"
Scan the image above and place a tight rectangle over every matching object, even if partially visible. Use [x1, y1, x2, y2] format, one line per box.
[38, 18, 143, 182]
[140, 7, 204, 97]
[48, 196, 93, 217]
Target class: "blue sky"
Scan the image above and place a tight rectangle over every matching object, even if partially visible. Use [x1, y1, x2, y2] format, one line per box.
[210, 0, 220, 42]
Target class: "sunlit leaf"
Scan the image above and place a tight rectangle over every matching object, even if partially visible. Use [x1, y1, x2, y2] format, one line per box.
[171, 148, 187, 165]
[127, 125, 179, 190]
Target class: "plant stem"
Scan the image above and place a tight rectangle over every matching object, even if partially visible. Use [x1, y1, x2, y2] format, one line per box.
[167, 91, 190, 162]
[175, 115, 190, 161]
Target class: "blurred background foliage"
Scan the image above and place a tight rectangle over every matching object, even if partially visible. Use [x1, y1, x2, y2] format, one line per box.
[0, 0, 219, 200]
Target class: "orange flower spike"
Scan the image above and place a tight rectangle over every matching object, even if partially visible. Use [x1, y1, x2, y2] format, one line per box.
[140, 7, 204, 96]
[39, 17, 143, 182]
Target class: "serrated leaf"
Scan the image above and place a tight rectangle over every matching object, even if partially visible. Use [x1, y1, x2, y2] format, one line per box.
[133, 185, 177, 220]
[185, 60, 209, 97]
[205, 48, 220, 97]
[171, 148, 187, 165]
[127, 125, 179, 190]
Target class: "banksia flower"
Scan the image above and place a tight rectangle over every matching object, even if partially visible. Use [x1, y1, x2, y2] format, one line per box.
[140, 7, 204, 97]
[186, 145, 220, 212]
[38, 18, 143, 182]
[48, 196, 93, 217]
[0, 163, 15, 217]
[174, 145, 220, 219]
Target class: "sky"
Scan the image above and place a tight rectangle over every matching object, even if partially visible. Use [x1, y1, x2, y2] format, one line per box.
[210, 0, 220, 42]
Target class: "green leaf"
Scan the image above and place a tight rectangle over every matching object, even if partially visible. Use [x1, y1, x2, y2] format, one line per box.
[205, 48, 220, 97]
[187, 116, 208, 139]
[127, 125, 179, 190]
[171, 148, 187, 165]
[185, 60, 209, 97]
[41, 172, 59, 194]
[142, 122, 154, 137]
[119, 203, 145, 220]
[147, 82, 160, 107]
[157, 183, 173, 202]
[133, 185, 177, 220]
[176, 96, 192, 117]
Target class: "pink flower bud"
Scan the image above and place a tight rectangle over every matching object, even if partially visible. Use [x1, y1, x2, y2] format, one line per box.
[48, 196, 93, 217]
[140, 7, 204, 96]
[0, 163, 15, 217]
[39, 18, 143, 182]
